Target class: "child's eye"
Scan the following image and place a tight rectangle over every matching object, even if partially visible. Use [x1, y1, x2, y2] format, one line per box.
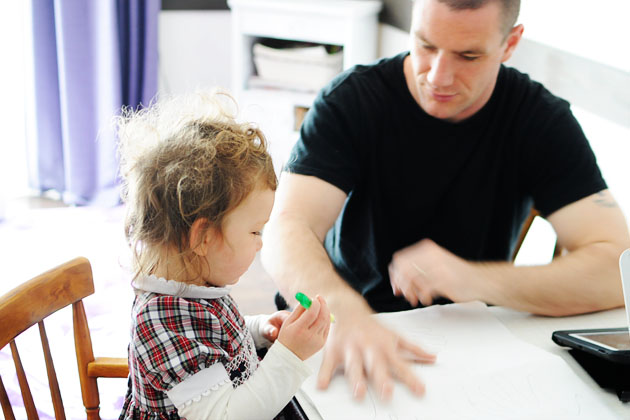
[252, 231, 261, 236]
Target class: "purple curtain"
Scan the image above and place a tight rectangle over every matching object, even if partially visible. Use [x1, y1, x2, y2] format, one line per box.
[25, 0, 159, 205]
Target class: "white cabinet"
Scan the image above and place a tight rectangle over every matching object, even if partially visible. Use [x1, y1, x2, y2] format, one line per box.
[227, 0, 381, 172]
[228, 0, 382, 95]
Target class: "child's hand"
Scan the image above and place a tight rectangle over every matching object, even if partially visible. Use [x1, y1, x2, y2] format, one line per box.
[277, 295, 331, 360]
[262, 310, 291, 342]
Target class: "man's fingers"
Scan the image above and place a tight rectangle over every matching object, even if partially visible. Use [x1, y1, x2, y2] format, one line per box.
[391, 357, 426, 396]
[365, 349, 394, 401]
[317, 348, 338, 390]
[388, 264, 401, 296]
[401, 284, 419, 307]
[390, 262, 424, 306]
[344, 346, 367, 400]
[413, 278, 433, 307]
[418, 290, 433, 306]
[398, 337, 437, 363]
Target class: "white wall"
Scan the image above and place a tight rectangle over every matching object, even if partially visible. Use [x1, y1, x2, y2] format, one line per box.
[518, 0, 630, 72]
[158, 10, 233, 95]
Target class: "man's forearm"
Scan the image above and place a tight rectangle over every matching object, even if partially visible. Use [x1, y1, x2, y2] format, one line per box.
[472, 241, 625, 316]
[261, 218, 373, 317]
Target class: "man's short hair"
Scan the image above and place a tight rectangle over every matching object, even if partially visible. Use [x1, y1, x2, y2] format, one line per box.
[436, 0, 521, 36]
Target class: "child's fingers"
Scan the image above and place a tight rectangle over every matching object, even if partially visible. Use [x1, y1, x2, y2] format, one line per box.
[267, 327, 279, 341]
[314, 295, 331, 330]
[285, 304, 306, 324]
[318, 311, 332, 338]
[287, 295, 331, 332]
[265, 327, 277, 342]
[270, 310, 291, 328]
[293, 296, 320, 328]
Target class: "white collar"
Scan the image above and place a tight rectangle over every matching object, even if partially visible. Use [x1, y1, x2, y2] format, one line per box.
[132, 274, 231, 299]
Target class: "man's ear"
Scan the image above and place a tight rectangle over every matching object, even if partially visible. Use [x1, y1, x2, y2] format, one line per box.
[501, 23, 524, 63]
[189, 218, 215, 256]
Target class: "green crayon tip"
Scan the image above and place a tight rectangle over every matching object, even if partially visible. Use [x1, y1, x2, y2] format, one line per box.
[295, 292, 312, 309]
[295, 292, 335, 322]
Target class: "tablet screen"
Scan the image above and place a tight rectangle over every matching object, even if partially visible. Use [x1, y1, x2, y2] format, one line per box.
[570, 330, 630, 351]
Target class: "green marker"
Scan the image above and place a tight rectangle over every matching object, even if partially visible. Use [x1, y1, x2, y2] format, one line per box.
[295, 292, 335, 323]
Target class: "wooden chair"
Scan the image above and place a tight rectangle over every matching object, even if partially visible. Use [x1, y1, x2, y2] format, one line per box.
[512, 208, 562, 261]
[0, 257, 129, 420]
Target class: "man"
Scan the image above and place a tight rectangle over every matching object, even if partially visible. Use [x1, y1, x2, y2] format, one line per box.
[261, 0, 630, 402]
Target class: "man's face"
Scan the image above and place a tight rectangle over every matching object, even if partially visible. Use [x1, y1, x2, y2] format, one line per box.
[405, 0, 522, 122]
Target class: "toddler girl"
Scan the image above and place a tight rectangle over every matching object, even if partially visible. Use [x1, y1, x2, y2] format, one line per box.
[116, 90, 330, 420]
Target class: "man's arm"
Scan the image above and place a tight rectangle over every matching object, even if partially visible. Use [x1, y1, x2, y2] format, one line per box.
[261, 172, 360, 313]
[262, 173, 435, 400]
[389, 189, 630, 316]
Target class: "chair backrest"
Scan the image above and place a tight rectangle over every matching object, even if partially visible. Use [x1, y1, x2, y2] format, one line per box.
[512, 208, 562, 261]
[0, 257, 124, 420]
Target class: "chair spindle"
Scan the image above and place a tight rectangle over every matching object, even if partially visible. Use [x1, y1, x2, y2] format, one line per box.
[38, 321, 66, 420]
[10, 340, 39, 419]
[0, 375, 17, 420]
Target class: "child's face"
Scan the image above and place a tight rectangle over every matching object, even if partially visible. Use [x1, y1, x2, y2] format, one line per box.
[204, 186, 275, 287]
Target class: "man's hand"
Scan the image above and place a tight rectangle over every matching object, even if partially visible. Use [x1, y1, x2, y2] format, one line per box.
[316, 314, 436, 401]
[389, 190, 630, 316]
[388, 239, 480, 306]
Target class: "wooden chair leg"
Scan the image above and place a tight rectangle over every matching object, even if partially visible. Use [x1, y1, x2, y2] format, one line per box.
[73, 302, 102, 420]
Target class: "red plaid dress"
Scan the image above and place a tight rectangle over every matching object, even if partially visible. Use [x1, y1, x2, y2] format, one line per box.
[119, 276, 259, 420]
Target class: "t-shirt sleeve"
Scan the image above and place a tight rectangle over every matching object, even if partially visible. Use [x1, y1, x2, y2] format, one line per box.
[285, 81, 361, 195]
[132, 296, 230, 393]
[520, 101, 606, 217]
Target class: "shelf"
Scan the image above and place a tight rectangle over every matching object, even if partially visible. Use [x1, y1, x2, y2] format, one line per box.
[228, 0, 382, 95]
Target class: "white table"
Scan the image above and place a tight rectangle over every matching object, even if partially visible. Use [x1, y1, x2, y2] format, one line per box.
[299, 306, 630, 419]
[491, 306, 629, 417]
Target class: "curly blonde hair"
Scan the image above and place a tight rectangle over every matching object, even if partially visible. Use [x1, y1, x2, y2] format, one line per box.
[116, 89, 277, 282]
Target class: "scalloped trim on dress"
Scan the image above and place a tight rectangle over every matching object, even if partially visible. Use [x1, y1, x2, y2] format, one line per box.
[132, 274, 231, 299]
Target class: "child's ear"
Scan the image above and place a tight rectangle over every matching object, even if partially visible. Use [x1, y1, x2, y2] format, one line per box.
[189, 218, 216, 256]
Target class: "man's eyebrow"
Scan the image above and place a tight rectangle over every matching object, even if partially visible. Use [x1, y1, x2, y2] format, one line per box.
[457, 48, 486, 55]
[416, 31, 486, 55]
[416, 32, 431, 44]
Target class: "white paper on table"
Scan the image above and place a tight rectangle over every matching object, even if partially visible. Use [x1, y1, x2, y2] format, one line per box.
[299, 302, 618, 420]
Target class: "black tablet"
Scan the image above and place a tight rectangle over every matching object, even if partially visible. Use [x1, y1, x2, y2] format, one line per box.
[552, 327, 630, 364]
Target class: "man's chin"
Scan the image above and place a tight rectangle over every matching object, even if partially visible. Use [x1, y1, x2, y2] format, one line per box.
[418, 96, 455, 120]
[423, 105, 458, 121]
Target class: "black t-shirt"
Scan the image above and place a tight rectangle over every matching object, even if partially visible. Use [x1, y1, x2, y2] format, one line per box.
[285, 52, 606, 312]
